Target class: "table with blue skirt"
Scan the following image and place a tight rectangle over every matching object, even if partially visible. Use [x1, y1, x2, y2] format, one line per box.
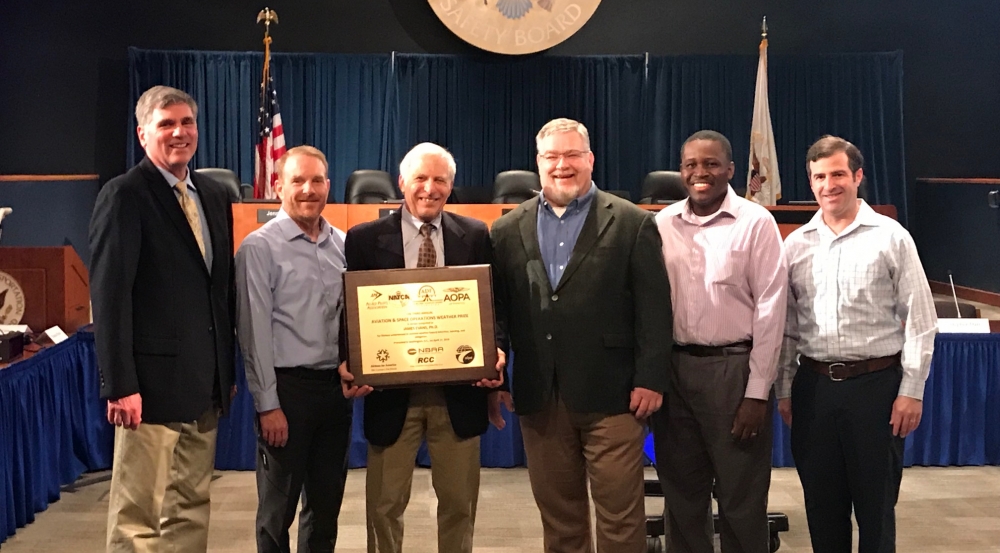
[3, 331, 999, 544]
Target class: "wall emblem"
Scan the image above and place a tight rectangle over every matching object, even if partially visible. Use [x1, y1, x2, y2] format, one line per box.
[0, 271, 25, 325]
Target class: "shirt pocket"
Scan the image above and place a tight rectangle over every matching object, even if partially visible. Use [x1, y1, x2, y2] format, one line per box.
[708, 250, 749, 287]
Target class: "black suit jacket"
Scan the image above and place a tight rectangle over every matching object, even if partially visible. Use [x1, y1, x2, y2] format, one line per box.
[89, 157, 236, 423]
[490, 190, 674, 416]
[344, 210, 493, 447]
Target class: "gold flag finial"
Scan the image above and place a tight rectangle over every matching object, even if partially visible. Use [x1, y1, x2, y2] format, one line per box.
[257, 8, 279, 74]
[761, 16, 768, 39]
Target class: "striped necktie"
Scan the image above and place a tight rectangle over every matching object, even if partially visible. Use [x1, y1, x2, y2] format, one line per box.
[175, 182, 206, 259]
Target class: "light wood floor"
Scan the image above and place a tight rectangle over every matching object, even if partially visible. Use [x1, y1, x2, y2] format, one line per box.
[4, 466, 1000, 552]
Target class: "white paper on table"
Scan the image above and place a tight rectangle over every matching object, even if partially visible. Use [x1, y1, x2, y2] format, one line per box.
[937, 318, 991, 334]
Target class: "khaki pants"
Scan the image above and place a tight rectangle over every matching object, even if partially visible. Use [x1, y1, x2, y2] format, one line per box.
[366, 387, 481, 553]
[106, 409, 219, 553]
[520, 397, 646, 553]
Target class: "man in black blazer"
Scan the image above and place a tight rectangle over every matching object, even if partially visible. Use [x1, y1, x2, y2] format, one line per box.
[339, 142, 504, 553]
[490, 118, 674, 552]
[89, 86, 235, 553]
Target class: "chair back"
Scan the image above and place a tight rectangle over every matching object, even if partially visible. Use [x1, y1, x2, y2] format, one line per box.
[492, 170, 541, 204]
[638, 171, 686, 204]
[194, 168, 241, 203]
[344, 170, 397, 204]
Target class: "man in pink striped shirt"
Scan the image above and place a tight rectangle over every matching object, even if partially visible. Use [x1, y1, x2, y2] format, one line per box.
[652, 130, 788, 553]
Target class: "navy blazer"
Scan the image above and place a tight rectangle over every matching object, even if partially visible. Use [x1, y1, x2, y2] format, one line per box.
[89, 157, 236, 423]
[344, 210, 493, 447]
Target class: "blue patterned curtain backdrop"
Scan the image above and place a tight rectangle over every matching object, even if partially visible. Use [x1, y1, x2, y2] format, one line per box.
[128, 49, 905, 221]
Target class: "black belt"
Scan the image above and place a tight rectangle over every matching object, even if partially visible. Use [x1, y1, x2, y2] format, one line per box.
[673, 341, 753, 357]
[274, 366, 340, 381]
[800, 353, 901, 381]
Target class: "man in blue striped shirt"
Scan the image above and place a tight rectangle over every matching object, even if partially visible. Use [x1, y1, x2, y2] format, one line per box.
[235, 145, 352, 553]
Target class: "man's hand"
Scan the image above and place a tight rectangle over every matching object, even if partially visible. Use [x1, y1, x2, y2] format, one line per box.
[107, 393, 143, 430]
[475, 348, 507, 388]
[488, 391, 514, 430]
[890, 396, 923, 437]
[777, 398, 792, 427]
[259, 408, 289, 447]
[339, 361, 373, 399]
[629, 387, 663, 420]
[732, 397, 768, 442]
[230, 385, 238, 402]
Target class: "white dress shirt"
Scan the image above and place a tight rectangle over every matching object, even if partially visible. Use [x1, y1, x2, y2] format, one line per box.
[776, 201, 937, 400]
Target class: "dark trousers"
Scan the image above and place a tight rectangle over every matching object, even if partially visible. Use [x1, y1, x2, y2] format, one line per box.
[256, 367, 352, 553]
[653, 350, 773, 553]
[790, 364, 904, 553]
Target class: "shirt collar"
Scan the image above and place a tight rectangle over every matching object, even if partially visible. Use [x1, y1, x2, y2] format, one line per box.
[155, 164, 193, 192]
[801, 199, 882, 235]
[540, 181, 597, 214]
[401, 204, 443, 233]
[674, 185, 738, 225]
[274, 209, 331, 244]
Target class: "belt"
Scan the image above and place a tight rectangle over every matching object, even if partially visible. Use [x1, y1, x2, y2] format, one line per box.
[274, 366, 340, 381]
[800, 353, 901, 382]
[673, 341, 753, 357]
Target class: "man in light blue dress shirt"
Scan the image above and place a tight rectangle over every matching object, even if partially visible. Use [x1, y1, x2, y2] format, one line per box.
[235, 145, 352, 553]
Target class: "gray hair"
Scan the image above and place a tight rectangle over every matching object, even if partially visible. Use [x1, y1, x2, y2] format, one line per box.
[135, 86, 198, 127]
[535, 118, 591, 152]
[399, 142, 457, 182]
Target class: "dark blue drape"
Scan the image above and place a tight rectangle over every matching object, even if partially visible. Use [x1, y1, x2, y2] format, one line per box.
[128, 49, 906, 218]
[0, 330, 113, 544]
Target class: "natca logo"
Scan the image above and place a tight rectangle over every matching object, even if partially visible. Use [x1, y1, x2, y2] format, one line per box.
[455, 345, 476, 365]
[0, 271, 26, 324]
[443, 286, 471, 302]
[388, 290, 410, 303]
[375, 349, 390, 363]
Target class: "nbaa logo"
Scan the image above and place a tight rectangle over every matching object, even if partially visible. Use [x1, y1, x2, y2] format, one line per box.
[455, 345, 475, 364]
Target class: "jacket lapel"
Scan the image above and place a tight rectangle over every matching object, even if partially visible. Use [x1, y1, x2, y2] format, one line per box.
[517, 198, 552, 294]
[441, 212, 469, 266]
[141, 158, 210, 275]
[375, 211, 406, 269]
[555, 191, 614, 292]
[192, 171, 227, 277]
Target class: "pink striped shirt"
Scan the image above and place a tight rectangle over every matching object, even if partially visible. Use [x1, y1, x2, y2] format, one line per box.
[654, 187, 788, 400]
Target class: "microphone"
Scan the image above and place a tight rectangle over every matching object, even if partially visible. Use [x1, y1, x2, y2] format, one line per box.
[0, 207, 11, 243]
[948, 270, 962, 319]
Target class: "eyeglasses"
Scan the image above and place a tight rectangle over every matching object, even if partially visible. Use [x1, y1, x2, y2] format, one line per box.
[539, 150, 590, 163]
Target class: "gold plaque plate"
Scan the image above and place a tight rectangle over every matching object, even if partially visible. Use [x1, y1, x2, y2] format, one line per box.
[345, 264, 498, 387]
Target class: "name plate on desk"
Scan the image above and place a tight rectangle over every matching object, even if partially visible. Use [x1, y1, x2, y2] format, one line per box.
[937, 318, 991, 334]
[257, 209, 280, 223]
[344, 265, 497, 387]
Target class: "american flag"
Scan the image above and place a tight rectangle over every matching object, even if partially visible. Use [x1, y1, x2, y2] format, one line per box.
[253, 67, 286, 199]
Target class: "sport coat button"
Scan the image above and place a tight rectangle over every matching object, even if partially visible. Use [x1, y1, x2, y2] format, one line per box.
[208, 326, 214, 333]
[546, 333, 552, 340]
[551, 294, 558, 301]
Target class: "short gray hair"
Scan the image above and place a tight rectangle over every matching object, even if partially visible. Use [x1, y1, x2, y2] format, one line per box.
[135, 86, 198, 127]
[399, 142, 457, 182]
[535, 118, 591, 152]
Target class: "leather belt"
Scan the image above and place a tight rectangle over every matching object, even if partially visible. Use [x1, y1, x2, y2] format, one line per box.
[800, 353, 901, 382]
[673, 341, 752, 357]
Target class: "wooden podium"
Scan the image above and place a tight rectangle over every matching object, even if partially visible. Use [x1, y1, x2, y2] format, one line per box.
[0, 246, 90, 332]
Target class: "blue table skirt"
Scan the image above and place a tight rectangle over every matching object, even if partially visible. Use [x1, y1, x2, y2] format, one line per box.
[3, 331, 999, 544]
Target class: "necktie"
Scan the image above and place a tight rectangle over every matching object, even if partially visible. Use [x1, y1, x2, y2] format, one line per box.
[417, 223, 437, 268]
[175, 182, 206, 259]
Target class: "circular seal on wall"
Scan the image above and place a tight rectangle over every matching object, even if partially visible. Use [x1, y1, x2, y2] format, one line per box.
[429, 0, 603, 55]
[0, 270, 26, 324]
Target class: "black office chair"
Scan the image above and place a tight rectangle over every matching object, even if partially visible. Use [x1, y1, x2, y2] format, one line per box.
[240, 184, 255, 201]
[450, 186, 494, 204]
[638, 171, 687, 204]
[194, 168, 241, 203]
[605, 189, 632, 202]
[858, 176, 870, 202]
[492, 170, 541, 204]
[934, 299, 978, 319]
[343, 170, 398, 204]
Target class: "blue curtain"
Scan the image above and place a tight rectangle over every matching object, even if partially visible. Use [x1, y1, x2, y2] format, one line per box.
[128, 49, 905, 218]
[0, 330, 113, 544]
[128, 49, 393, 203]
[645, 52, 907, 223]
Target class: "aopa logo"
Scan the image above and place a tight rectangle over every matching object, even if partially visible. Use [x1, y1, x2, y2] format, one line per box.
[0, 270, 26, 324]
[455, 345, 476, 365]
[443, 286, 471, 302]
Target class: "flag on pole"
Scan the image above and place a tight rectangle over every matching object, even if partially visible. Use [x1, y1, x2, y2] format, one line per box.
[253, 39, 286, 199]
[746, 30, 781, 206]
